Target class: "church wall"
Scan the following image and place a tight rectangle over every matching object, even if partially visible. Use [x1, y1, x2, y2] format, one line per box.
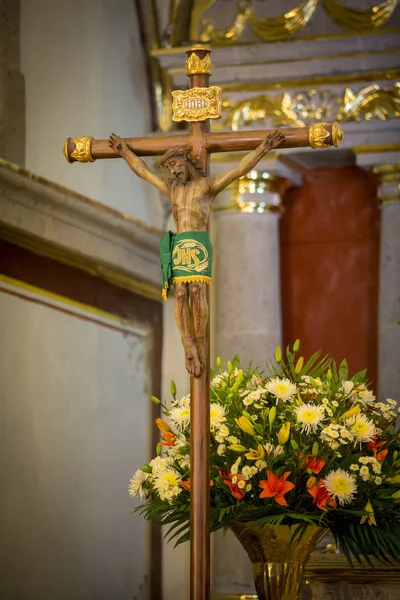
[280, 166, 379, 387]
[0, 239, 163, 600]
[20, 0, 162, 228]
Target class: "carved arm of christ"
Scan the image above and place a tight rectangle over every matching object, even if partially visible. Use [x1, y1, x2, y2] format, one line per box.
[108, 131, 284, 377]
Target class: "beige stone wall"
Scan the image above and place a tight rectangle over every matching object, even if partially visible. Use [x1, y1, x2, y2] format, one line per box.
[0, 0, 25, 165]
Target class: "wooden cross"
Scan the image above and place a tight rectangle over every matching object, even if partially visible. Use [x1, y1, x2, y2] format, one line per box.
[63, 44, 343, 600]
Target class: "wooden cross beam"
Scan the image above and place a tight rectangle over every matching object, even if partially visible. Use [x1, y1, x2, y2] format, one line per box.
[63, 45, 343, 600]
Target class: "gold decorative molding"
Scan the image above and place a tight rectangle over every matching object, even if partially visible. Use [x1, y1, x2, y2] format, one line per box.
[198, 0, 317, 43]
[321, 0, 399, 33]
[218, 83, 400, 131]
[373, 162, 400, 203]
[172, 86, 222, 122]
[186, 45, 212, 76]
[192, 0, 398, 44]
[248, 0, 318, 42]
[309, 122, 331, 149]
[341, 82, 400, 121]
[214, 170, 289, 214]
[63, 136, 94, 163]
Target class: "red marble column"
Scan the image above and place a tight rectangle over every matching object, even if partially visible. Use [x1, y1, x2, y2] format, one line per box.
[280, 166, 380, 388]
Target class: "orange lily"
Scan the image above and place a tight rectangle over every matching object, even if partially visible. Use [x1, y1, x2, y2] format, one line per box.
[259, 471, 295, 506]
[220, 470, 246, 501]
[300, 454, 326, 475]
[180, 478, 214, 492]
[308, 480, 337, 512]
[159, 431, 176, 447]
[368, 439, 388, 462]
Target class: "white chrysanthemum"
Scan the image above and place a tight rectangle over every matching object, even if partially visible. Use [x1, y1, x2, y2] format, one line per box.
[255, 459, 267, 470]
[218, 424, 230, 437]
[247, 374, 263, 390]
[211, 373, 227, 388]
[371, 462, 381, 474]
[153, 468, 182, 503]
[246, 483, 252, 492]
[238, 479, 246, 489]
[227, 435, 239, 444]
[375, 476, 382, 485]
[241, 466, 254, 481]
[210, 403, 226, 431]
[323, 469, 357, 505]
[350, 464, 359, 471]
[150, 456, 174, 474]
[341, 381, 354, 396]
[352, 384, 375, 407]
[265, 377, 297, 403]
[330, 441, 340, 450]
[179, 455, 190, 469]
[217, 443, 226, 456]
[295, 403, 325, 433]
[359, 465, 370, 481]
[332, 401, 339, 408]
[128, 469, 149, 499]
[230, 457, 241, 475]
[169, 405, 191, 431]
[387, 398, 397, 406]
[346, 415, 376, 444]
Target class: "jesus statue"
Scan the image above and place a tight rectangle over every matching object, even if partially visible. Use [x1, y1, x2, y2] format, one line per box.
[109, 130, 284, 377]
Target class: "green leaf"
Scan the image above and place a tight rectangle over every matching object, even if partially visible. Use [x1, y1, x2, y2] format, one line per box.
[339, 359, 349, 381]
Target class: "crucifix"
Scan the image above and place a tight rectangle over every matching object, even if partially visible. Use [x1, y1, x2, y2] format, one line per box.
[63, 44, 343, 600]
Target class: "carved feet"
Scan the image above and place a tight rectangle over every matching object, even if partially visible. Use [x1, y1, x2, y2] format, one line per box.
[182, 337, 204, 378]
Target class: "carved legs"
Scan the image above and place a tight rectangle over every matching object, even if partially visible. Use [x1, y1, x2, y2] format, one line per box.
[174, 282, 209, 378]
[190, 282, 208, 373]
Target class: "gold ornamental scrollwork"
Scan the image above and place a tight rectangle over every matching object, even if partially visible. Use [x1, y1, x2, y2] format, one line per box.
[321, 0, 398, 32]
[309, 122, 331, 149]
[172, 86, 222, 122]
[193, 0, 398, 43]
[63, 136, 94, 163]
[218, 83, 400, 131]
[196, 0, 318, 43]
[186, 45, 212, 76]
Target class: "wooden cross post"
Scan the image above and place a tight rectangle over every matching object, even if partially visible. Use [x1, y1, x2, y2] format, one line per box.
[63, 44, 343, 600]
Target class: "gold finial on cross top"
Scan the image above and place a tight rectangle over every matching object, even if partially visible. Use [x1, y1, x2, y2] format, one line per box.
[186, 44, 212, 76]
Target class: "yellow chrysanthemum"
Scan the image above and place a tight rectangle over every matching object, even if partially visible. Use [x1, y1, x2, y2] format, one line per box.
[210, 403, 226, 431]
[323, 469, 357, 505]
[295, 403, 325, 433]
[265, 377, 297, 403]
[169, 406, 190, 430]
[346, 415, 376, 444]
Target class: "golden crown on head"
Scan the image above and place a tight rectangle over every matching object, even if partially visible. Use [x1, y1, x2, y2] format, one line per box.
[186, 46, 212, 76]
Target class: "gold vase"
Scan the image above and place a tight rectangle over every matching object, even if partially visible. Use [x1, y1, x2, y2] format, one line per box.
[231, 524, 327, 600]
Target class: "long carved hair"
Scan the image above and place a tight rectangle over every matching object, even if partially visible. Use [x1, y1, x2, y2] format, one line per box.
[157, 147, 205, 180]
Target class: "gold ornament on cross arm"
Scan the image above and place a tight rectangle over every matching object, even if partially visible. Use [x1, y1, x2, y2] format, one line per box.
[309, 121, 343, 149]
[63, 136, 94, 163]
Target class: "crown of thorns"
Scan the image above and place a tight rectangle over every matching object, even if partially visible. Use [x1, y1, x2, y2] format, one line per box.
[157, 147, 203, 171]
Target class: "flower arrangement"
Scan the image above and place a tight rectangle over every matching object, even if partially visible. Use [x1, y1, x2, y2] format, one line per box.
[130, 342, 400, 566]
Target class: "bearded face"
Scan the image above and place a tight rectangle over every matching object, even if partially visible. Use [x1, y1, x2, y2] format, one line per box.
[166, 156, 188, 179]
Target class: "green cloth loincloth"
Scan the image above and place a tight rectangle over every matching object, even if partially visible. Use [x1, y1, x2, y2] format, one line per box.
[159, 230, 213, 300]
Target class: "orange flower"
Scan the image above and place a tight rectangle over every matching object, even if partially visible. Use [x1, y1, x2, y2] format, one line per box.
[180, 478, 214, 492]
[308, 479, 337, 512]
[259, 471, 295, 506]
[368, 439, 388, 462]
[300, 454, 326, 475]
[220, 470, 246, 501]
[159, 431, 176, 447]
[155, 418, 172, 433]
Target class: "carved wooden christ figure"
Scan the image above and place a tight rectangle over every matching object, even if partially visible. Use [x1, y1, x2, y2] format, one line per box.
[109, 131, 284, 377]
